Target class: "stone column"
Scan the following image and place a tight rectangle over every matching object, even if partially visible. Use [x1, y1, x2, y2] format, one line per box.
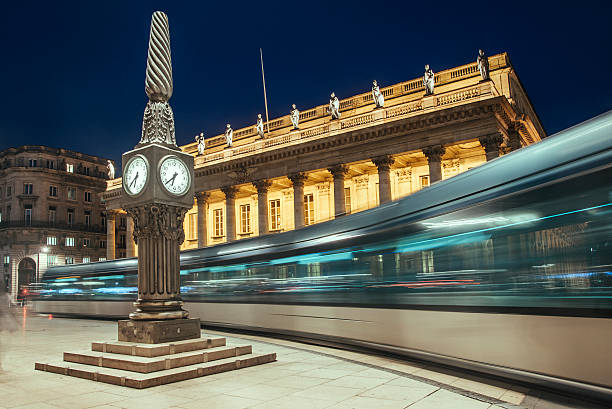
[221, 186, 238, 242]
[106, 210, 117, 260]
[125, 203, 189, 320]
[253, 180, 272, 235]
[328, 164, 348, 218]
[195, 192, 210, 248]
[479, 133, 504, 161]
[126, 216, 136, 258]
[288, 173, 307, 230]
[507, 122, 522, 152]
[372, 155, 395, 204]
[422, 145, 446, 183]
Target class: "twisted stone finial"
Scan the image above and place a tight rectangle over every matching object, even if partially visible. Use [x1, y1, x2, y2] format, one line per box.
[139, 11, 177, 147]
[145, 11, 173, 101]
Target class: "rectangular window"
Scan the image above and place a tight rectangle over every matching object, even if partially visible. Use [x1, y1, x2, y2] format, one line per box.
[67, 187, 76, 200]
[6, 186, 11, 197]
[28, 159, 37, 167]
[214, 209, 224, 237]
[82, 257, 90, 263]
[3, 255, 9, 265]
[270, 199, 281, 230]
[23, 183, 33, 195]
[46, 160, 55, 169]
[65, 256, 74, 265]
[83, 238, 90, 247]
[101, 213, 106, 227]
[65, 237, 75, 247]
[48, 206, 56, 224]
[344, 187, 351, 214]
[98, 257, 106, 262]
[24, 205, 32, 225]
[5, 206, 10, 221]
[46, 236, 57, 246]
[67, 209, 74, 225]
[0, 209, 2, 223]
[188, 213, 197, 240]
[240, 204, 251, 234]
[84, 191, 91, 202]
[100, 240, 106, 249]
[84, 211, 91, 226]
[304, 194, 314, 226]
[420, 175, 430, 189]
[66, 163, 73, 173]
[118, 234, 126, 248]
[47, 255, 57, 266]
[119, 217, 126, 228]
[49, 185, 57, 197]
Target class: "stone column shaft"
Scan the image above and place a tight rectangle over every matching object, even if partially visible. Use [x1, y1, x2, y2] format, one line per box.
[289, 173, 307, 229]
[126, 203, 188, 320]
[106, 210, 117, 260]
[253, 180, 272, 235]
[126, 216, 136, 257]
[373, 155, 395, 204]
[328, 164, 348, 218]
[222, 186, 238, 241]
[423, 145, 446, 183]
[479, 133, 504, 161]
[196, 192, 210, 247]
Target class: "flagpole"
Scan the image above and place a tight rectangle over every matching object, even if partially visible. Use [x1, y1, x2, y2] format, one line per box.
[260, 48, 271, 136]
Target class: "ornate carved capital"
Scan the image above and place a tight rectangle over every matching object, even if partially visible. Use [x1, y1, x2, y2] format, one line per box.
[253, 179, 272, 194]
[506, 122, 522, 151]
[106, 209, 120, 219]
[327, 164, 348, 179]
[126, 204, 188, 246]
[140, 101, 176, 146]
[372, 155, 395, 172]
[288, 172, 307, 187]
[479, 133, 504, 155]
[221, 185, 238, 200]
[195, 191, 210, 204]
[422, 145, 446, 162]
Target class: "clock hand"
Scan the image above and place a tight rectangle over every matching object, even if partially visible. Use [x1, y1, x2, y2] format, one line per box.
[165, 172, 178, 186]
[130, 172, 139, 188]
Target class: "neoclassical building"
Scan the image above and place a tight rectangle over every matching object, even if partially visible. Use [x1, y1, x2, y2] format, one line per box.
[102, 52, 545, 256]
[0, 146, 113, 300]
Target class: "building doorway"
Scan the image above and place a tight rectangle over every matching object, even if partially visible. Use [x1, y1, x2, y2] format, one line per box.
[17, 257, 36, 291]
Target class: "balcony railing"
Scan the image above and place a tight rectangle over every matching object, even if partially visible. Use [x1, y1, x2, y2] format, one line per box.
[0, 220, 106, 233]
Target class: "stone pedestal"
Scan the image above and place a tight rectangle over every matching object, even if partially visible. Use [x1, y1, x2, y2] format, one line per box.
[118, 318, 201, 344]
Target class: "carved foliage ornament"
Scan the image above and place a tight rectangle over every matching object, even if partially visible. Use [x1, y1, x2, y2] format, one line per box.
[126, 204, 187, 245]
[141, 101, 176, 145]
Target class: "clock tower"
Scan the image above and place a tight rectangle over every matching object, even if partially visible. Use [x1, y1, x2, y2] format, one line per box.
[119, 11, 197, 342]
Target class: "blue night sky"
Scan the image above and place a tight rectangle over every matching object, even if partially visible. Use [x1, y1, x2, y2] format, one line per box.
[0, 1, 610, 169]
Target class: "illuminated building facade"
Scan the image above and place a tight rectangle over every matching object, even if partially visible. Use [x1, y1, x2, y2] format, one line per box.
[0, 146, 112, 301]
[102, 52, 545, 255]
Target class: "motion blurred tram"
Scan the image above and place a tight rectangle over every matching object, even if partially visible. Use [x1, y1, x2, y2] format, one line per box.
[34, 112, 612, 400]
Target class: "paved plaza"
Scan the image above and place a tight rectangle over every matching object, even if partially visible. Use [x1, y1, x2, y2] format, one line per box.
[0, 309, 604, 409]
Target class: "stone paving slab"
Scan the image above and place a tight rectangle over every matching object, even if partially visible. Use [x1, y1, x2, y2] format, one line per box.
[0, 311, 608, 408]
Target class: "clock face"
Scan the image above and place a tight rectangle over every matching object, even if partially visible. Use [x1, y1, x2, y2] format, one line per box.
[159, 155, 191, 196]
[124, 155, 149, 196]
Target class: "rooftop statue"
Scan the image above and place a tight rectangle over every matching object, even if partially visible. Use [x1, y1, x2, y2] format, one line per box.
[256, 114, 265, 138]
[139, 12, 176, 146]
[290, 104, 300, 129]
[329, 92, 341, 119]
[477, 49, 490, 81]
[225, 124, 233, 147]
[106, 160, 115, 179]
[424, 65, 435, 96]
[195, 133, 205, 155]
[372, 80, 384, 108]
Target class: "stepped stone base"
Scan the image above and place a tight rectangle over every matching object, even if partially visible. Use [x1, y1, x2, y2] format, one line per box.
[35, 328, 277, 388]
[118, 318, 201, 344]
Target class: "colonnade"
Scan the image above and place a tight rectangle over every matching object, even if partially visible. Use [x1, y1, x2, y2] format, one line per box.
[105, 135, 509, 259]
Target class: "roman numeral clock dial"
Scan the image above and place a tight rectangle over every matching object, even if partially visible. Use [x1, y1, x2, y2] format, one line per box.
[159, 155, 191, 196]
[123, 155, 149, 196]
